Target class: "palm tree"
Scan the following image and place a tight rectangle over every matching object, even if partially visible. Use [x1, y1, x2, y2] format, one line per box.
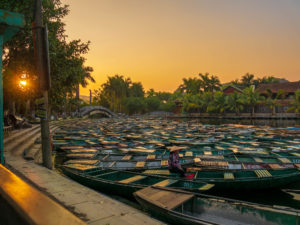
[287, 90, 300, 116]
[226, 92, 244, 115]
[178, 77, 201, 94]
[243, 86, 262, 117]
[199, 73, 221, 92]
[199, 92, 213, 113]
[264, 89, 285, 116]
[207, 91, 226, 114]
[241, 73, 255, 87]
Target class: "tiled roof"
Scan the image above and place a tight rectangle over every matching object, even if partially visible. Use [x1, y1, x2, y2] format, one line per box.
[257, 81, 300, 93]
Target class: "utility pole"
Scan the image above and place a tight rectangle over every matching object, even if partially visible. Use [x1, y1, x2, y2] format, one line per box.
[89, 89, 92, 105]
[32, 0, 52, 169]
[76, 84, 80, 116]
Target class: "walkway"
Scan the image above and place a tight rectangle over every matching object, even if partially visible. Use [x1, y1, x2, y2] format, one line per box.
[4, 122, 163, 225]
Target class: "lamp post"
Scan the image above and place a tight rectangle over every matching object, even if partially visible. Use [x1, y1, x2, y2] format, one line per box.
[0, 10, 25, 164]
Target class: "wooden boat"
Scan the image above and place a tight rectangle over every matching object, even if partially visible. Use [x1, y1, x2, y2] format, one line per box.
[134, 186, 300, 225]
[143, 168, 300, 190]
[60, 164, 214, 198]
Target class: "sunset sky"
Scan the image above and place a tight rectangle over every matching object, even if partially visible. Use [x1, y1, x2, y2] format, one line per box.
[60, 0, 300, 95]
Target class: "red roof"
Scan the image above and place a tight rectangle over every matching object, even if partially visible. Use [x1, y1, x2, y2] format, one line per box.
[256, 81, 300, 93]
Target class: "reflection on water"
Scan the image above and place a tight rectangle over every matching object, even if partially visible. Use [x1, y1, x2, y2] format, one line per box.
[209, 184, 300, 210]
[177, 118, 300, 128]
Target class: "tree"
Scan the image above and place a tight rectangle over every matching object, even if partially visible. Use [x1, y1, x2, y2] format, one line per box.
[2, 0, 94, 116]
[181, 94, 201, 113]
[264, 89, 285, 116]
[243, 86, 262, 117]
[123, 97, 146, 115]
[226, 92, 244, 115]
[145, 96, 160, 112]
[198, 92, 213, 113]
[129, 82, 144, 97]
[96, 75, 131, 112]
[178, 77, 201, 94]
[241, 73, 255, 87]
[207, 91, 226, 114]
[198, 73, 221, 92]
[287, 90, 300, 116]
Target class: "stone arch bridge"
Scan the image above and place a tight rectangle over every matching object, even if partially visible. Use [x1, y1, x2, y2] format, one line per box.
[80, 106, 116, 118]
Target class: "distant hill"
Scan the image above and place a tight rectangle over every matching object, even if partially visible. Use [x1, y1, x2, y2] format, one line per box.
[80, 95, 90, 103]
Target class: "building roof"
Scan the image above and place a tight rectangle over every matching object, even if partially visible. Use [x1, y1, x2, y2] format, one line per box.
[222, 84, 243, 93]
[256, 81, 300, 93]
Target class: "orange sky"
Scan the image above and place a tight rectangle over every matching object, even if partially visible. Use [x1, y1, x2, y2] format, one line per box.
[61, 0, 300, 95]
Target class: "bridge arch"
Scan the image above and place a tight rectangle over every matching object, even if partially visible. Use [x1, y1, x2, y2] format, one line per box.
[80, 106, 115, 117]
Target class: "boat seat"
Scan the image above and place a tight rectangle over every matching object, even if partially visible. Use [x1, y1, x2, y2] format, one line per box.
[253, 157, 263, 163]
[193, 158, 201, 163]
[231, 148, 240, 153]
[224, 173, 234, 180]
[268, 164, 281, 170]
[278, 158, 291, 163]
[147, 155, 156, 160]
[143, 170, 171, 175]
[199, 183, 215, 191]
[255, 170, 272, 178]
[136, 161, 146, 168]
[185, 151, 193, 157]
[119, 175, 146, 184]
[292, 153, 300, 157]
[154, 179, 178, 187]
[204, 151, 212, 155]
[109, 161, 116, 167]
[102, 155, 109, 160]
[161, 160, 168, 166]
[122, 155, 132, 160]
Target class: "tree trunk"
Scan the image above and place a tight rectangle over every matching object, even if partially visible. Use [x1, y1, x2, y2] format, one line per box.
[9, 99, 16, 115]
[25, 99, 31, 119]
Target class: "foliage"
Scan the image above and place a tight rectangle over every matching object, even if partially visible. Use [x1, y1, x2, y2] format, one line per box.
[207, 91, 226, 114]
[2, 0, 94, 115]
[243, 86, 263, 116]
[198, 73, 221, 92]
[225, 92, 244, 115]
[287, 90, 300, 114]
[123, 97, 146, 115]
[264, 89, 285, 115]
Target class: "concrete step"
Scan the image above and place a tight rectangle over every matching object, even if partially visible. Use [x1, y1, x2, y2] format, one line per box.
[24, 125, 59, 161]
[4, 127, 41, 156]
[4, 124, 40, 146]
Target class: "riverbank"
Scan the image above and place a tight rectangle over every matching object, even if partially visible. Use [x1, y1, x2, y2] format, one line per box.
[3, 123, 163, 225]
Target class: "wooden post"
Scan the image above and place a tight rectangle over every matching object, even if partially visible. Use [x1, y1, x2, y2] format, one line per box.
[33, 0, 52, 169]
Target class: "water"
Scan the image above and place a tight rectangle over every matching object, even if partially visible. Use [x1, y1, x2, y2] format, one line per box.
[176, 118, 300, 127]
[54, 117, 300, 212]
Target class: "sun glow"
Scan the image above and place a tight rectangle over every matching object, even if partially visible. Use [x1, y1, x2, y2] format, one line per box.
[20, 80, 27, 86]
[18, 80, 28, 90]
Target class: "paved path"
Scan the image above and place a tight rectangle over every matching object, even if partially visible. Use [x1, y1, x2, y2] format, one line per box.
[4, 125, 163, 225]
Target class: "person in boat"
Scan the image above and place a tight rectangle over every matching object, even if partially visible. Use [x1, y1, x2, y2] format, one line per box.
[168, 146, 186, 176]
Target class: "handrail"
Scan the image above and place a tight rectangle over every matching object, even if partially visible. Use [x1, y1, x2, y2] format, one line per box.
[0, 165, 87, 225]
